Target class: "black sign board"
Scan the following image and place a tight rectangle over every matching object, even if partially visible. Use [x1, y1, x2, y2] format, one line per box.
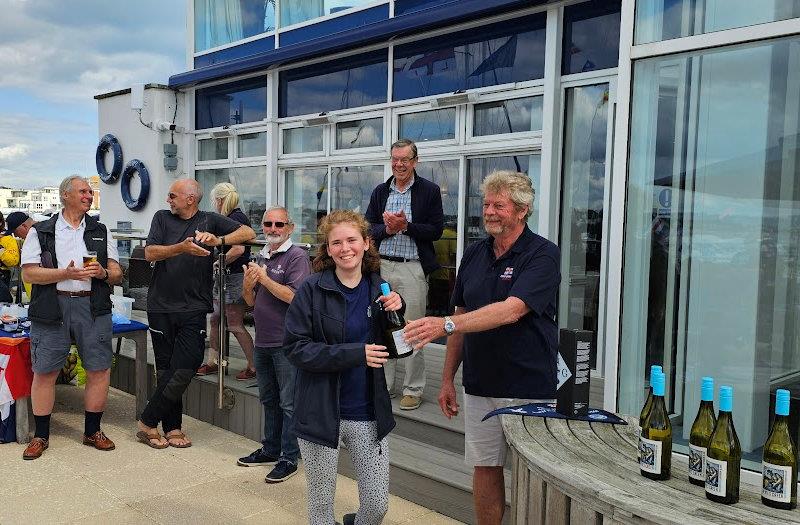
[556, 329, 592, 417]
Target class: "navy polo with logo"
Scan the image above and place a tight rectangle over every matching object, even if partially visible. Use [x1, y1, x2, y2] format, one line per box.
[450, 226, 560, 399]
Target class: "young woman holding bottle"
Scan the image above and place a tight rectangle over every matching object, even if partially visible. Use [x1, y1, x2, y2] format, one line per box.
[283, 210, 404, 525]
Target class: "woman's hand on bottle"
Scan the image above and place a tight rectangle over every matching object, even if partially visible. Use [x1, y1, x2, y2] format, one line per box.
[365, 344, 389, 368]
[378, 290, 402, 311]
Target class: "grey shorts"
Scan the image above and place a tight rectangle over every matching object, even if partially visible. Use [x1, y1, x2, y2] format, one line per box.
[30, 295, 113, 374]
[213, 271, 245, 305]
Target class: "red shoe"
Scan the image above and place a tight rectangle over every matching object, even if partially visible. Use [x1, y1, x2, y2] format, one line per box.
[236, 368, 256, 381]
[196, 363, 218, 376]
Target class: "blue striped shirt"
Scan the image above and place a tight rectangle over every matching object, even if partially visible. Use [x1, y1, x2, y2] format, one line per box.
[379, 177, 419, 260]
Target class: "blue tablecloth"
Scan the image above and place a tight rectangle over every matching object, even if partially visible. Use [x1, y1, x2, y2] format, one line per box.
[0, 319, 148, 339]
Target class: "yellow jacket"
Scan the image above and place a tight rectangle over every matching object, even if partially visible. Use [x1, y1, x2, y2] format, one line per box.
[0, 234, 19, 270]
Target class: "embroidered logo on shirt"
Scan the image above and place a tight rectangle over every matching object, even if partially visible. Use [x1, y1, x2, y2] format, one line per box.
[500, 267, 514, 280]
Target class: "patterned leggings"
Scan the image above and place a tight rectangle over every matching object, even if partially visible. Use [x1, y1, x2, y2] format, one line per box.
[298, 420, 390, 525]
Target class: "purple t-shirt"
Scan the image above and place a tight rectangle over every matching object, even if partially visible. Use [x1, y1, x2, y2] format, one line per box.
[252, 244, 311, 347]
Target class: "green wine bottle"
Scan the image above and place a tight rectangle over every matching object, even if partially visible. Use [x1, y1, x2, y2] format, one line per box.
[640, 370, 671, 480]
[379, 283, 413, 359]
[762, 389, 797, 509]
[688, 377, 716, 487]
[705, 385, 741, 504]
[639, 365, 663, 427]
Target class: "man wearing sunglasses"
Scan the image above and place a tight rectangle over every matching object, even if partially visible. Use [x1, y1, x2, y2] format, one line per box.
[365, 139, 444, 410]
[237, 206, 310, 483]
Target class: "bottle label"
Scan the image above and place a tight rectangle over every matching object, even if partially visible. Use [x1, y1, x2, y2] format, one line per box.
[762, 462, 792, 503]
[688, 444, 706, 481]
[705, 457, 727, 496]
[391, 328, 414, 356]
[639, 436, 662, 474]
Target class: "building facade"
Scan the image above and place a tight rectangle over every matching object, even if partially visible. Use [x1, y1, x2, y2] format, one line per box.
[99, 0, 800, 478]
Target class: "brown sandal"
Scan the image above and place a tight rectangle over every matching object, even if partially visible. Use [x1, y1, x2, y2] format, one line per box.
[165, 431, 192, 448]
[136, 430, 168, 449]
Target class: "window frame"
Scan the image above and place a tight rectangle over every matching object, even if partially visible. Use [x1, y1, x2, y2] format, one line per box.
[392, 102, 463, 148]
[466, 87, 546, 146]
[331, 110, 388, 155]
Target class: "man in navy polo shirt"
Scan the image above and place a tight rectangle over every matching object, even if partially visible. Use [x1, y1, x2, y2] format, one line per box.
[404, 170, 560, 524]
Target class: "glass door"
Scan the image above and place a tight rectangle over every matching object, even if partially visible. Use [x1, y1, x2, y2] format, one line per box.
[559, 81, 614, 370]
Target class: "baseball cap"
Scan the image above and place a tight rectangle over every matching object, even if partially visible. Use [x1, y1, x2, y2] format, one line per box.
[4, 211, 30, 235]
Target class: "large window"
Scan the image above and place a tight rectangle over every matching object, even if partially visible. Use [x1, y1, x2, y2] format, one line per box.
[279, 51, 388, 117]
[562, 0, 621, 75]
[194, 0, 276, 52]
[393, 14, 546, 102]
[196, 166, 267, 232]
[280, 0, 375, 27]
[635, 0, 800, 44]
[472, 96, 543, 137]
[196, 77, 267, 130]
[620, 36, 800, 471]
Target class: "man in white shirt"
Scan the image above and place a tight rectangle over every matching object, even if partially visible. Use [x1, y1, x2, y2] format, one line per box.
[20, 175, 122, 460]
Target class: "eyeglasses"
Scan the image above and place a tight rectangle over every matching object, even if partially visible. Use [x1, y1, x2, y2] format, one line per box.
[390, 156, 416, 165]
[263, 221, 288, 228]
[167, 193, 179, 199]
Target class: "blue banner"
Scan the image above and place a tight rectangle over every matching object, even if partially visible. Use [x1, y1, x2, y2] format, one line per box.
[482, 402, 627, 425]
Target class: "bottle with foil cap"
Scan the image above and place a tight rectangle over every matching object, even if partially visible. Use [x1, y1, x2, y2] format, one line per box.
[378, 282, 413, 359]
[688, 377, 716, 486]
[762, 389, 797, 509]
[705, 386, 741, 504]
[639, 370, 671, 480]
[639, 365, 663, 428]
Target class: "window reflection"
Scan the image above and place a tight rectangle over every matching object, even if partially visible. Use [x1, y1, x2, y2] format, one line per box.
[237, 132, 267, 158]
[562, 0, 621, 75]
[473, 97, 543, 136]
[621, 36, 800, 471]
[283, 127, 324, 154]
[331, 165, 384, 213]
[285, 167, 329, 249]
[393, 13, 546, 101]
[465, 155, 540, 248]
[281, 0, 374, 27]
[196, 77, 267, 130]
[399, 109, 456, 142]
[336, 118, 383, 149]
[194, 0, 276, 52]
[198, 138, 228, 161]
[196, 166, 267, 232]
[415, 160, 459, 316]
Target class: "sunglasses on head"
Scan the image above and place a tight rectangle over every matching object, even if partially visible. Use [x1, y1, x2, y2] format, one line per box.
[263, 221, 288, 228]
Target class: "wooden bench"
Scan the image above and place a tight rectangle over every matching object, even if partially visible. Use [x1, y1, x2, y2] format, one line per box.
[503, 414, 800, 525]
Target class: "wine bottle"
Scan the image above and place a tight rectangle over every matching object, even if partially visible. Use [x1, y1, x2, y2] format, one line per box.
[705, 385, 741, 504]
[688, 377, 716, 487]
[640, 365, 663, 428]
[379, 283, 413, 359]
[639, 370, 671, 480]
[762, 389, 797, 509]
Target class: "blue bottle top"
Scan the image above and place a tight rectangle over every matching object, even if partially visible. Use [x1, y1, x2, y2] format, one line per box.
[652, 371, 665, 397]
[380, 282, 391, 296]
[650, 365, 662, 383]
[776, 389, 790, 417]
[719, 385, 733, 412]
[701, 377, 714, 402]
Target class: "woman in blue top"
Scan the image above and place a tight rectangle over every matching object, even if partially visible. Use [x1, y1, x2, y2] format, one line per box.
[284, 209, 402, 525]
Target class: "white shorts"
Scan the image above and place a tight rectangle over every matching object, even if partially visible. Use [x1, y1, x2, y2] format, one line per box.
[463, 390, 554, 467]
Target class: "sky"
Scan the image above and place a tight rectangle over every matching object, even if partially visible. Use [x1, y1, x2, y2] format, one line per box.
[0, 0, 186, 189]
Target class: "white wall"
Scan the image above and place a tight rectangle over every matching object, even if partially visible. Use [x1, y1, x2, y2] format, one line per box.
[96, 86, 188, 235]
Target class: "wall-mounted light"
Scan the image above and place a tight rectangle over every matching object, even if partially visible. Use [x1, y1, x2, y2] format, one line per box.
[302, 112, 334, 127]
[430, 91, 478, 108]
[210, 127, 231, 139]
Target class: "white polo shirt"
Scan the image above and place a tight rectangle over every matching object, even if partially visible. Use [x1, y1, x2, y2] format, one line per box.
[21, 213, 119, 292]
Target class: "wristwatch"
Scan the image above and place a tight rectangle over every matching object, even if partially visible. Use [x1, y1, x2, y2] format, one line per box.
[443, 316, 456, 336]
[101, 268, 110, 281]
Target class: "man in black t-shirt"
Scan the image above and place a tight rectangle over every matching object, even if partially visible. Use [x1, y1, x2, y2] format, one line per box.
[136, 179, 255, 449]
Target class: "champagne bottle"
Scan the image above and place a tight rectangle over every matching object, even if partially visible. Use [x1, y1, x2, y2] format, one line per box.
[639, 365, 663, 428]
[705, 385, 741, 504]
[688, 377, 716, 486]
[762, 389, 797, 509]
[379, 283, 413, 359]
[640, 370, 671, 480]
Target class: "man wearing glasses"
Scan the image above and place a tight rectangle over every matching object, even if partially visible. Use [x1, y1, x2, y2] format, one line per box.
[365, 139, 444, 410]
[237, 206, 311, 483]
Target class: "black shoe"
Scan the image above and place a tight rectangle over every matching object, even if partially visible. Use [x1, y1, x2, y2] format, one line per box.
[265, 460, 298, 483]
[343, 513, 356, 525]
[237, 448, 279, 466]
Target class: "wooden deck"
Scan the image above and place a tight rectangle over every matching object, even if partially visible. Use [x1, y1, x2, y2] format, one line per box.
[111, 313, 605, 524]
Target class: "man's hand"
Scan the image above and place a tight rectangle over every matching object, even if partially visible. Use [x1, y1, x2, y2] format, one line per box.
[382, 210, 408, 235]
[243, 261, 267, 288]
[83, 261, 107, 279]
[403, 316, 446, 350]
[180, 237, 211, 257]
[438, 381, 460, 419]
[63, 260, 93, 281]
[194, 229, 221, 247]
[365, 344, 389, 368]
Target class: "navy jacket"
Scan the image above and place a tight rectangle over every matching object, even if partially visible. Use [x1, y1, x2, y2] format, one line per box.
[365, 174, 444, 275]
[283, 270, 402, 448]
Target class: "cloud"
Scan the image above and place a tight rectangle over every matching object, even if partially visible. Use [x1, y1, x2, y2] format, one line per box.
[0, 143, 30, 161]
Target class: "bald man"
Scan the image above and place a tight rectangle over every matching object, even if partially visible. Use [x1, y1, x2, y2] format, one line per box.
[137, 179, 255, 448]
